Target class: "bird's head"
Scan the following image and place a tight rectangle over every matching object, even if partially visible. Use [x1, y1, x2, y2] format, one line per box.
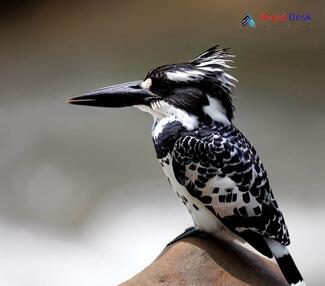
[68, 46, 237, 127]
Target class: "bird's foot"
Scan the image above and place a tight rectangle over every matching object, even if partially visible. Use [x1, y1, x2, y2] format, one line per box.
[167, 227, 203, 247]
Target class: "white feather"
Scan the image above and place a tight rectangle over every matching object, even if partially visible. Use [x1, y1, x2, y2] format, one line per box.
[197, 66, 224, 72]
[203, 96, 230, 124]
[151, 101, 199, 131]
[166, 70, 205, 82]
[134, 105, 163, 119]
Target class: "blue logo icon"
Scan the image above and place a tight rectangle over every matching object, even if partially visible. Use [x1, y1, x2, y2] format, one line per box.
[241, 15, 256, 28]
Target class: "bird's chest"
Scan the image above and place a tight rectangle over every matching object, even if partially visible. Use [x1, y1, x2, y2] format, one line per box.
[158, 154, 195, 209]
[158, 154, 224, 234]
[158, 154, 181, 193]
[153, 118, 229, 234]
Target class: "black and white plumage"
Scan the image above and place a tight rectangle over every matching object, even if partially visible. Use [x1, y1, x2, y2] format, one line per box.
[69, 46, 305, 286]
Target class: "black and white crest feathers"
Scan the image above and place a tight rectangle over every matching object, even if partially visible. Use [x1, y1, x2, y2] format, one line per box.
[190, 45, 237, 95]
[161, 45, 237, 95]
[146, 46, 238, 122]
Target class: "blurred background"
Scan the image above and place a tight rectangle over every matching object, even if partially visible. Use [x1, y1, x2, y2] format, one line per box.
[0, 0, 324, 285]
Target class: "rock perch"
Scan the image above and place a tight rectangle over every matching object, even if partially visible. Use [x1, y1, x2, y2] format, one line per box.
[121, 235, 287, 286]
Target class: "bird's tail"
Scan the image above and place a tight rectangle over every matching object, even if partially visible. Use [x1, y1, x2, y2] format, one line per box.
[266, 239, 305, 286]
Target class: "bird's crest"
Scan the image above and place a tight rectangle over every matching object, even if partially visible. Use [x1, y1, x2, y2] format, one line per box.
[189, 46, 238, 94]
[163, 46, 238, 95]
[190, 45, 235, 71]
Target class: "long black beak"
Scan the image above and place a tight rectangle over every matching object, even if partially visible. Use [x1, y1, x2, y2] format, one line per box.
[67, 80, 156, 108]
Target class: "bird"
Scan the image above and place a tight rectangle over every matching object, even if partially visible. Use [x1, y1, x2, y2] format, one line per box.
[68, 45, 305, 286]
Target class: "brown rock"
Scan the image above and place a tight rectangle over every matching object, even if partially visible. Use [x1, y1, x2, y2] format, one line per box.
[121, 235, 287, 286]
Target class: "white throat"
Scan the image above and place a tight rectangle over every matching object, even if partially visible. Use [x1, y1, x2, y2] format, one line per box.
[135, 95, 231, 139]
[135, 101, 199, 131]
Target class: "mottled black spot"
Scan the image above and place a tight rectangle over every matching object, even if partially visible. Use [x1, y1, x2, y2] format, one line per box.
[239, 206, 248, 217]
[196, 180, 205, 189]
[223, 150, 231, 159]
[219, 195, 225, 202]
[188, 189, 202, 198]
[225, 188, 233, 193]
[189, 164, 196, 170]
[176, 192, 180, 198]
[226, 193, 232, 202]
[197, 175, 208, 182]
[200, 161, 209, 167]
[251, 187, 260, 197]
[182, 196, 188, 203]
[182, 136, 190, 147]
[230, 173, 242, 183]
[197, 167, 206, 174]
[242, 192, 250, 203]
[242, 171, 251, 186]
[213, 187, 219, 194]
[205, 173, 215, 179]
[253, 206, 262, 215]
[164, 158, 170, 165]
[187, 183, 202, 198]
[201, 196, 212, 204]
[192, 156, 199, 163]
[195, 190, 202, 197]
[232, 193, 237, 202]
[193, 204, 199, 211]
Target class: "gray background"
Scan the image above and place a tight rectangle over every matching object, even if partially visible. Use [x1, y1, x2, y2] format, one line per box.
[0, 1, 324, 285]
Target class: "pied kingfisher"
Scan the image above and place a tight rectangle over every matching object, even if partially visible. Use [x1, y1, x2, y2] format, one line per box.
[68, 46, 305, 286]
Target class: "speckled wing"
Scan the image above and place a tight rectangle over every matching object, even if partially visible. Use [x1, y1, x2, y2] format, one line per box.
[172, 124, 290, 247]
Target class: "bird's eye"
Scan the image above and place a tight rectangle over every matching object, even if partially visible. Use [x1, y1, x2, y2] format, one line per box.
[150, 78, 171, 93]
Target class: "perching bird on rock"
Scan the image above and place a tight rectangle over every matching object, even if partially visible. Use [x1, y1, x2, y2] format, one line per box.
[68, 46, 305, 286]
